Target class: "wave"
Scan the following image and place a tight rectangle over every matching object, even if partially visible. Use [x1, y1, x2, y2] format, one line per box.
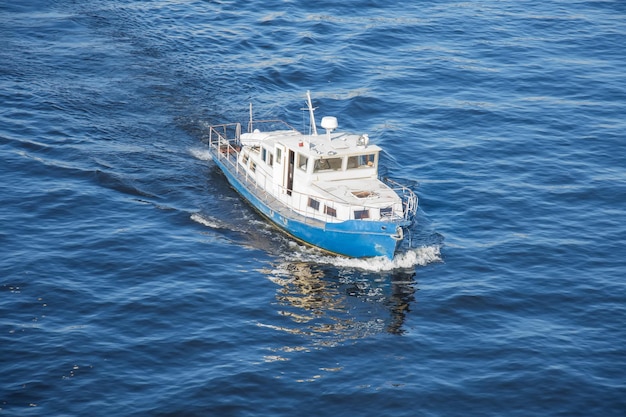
[288, 243, 442, 271]
[190, 212, 226, 230]
[263, 224, 442, 271]
[192, 211, 441, 271]
[189, 147, 213, 161]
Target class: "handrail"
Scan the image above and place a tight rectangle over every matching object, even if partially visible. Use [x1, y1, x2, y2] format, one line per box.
[246, 119, 299, 134]
[384, 177, 418, 221]
[205, 124, 417, 224]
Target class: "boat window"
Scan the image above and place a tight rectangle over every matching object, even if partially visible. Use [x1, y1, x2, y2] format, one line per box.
[250, 161, 256, 172]
[347, 153, 376, 169]
[313, 157, 343, 172]
[380, 207, 393, 218]
[276, 148, 282, 164]
[308, 197, 320, 211]
[261, 147, 267, 162]
[324, 205, 337, 217]
[268, 152, 274, 167]
[298, 154, 308, 171]
[354, 209, 369, 220]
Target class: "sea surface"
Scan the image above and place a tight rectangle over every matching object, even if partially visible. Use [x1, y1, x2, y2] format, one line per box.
[1, 0, 625, 416]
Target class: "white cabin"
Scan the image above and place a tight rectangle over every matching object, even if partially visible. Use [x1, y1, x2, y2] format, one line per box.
[236, 124, 405, 224]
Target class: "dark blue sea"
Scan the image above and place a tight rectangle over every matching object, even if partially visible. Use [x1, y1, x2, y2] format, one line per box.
[2, 0, 625, 416]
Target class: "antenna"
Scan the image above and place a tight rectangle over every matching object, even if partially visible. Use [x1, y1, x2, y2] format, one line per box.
[305, 91, 318, 136]
[249, 102, 253, 133]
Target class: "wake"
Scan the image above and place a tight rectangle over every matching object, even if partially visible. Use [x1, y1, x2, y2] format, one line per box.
[189, 147, 213, 161]
[288, 243, 442, 271]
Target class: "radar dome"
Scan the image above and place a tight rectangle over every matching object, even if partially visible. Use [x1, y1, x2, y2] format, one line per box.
[321, 116, 338, 131]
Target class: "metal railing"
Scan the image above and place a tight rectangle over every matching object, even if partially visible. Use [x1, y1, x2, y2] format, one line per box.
[247, 119, 298, 134]
[384, 177, 418, 222]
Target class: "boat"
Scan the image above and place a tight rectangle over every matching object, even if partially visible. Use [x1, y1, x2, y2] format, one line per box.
[204, 91, 417, 259]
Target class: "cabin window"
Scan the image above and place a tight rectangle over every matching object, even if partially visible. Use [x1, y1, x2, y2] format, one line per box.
[313, 157, 343, 172]
[276, 148, 282, 164]
[354, 209, 369, 220]
[298, 154, 308, 171]
[347, 153, 376, 169]
[261, 147, 267, 162]
[324, 205, 337, 217]
[308, 197, 320, 211]
[268, 152, 274, 167]
[250, 161, 256, 172]
[380, 207, 393, 218]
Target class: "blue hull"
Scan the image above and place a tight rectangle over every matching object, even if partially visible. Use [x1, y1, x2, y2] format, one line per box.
[212, 156, 406, 259]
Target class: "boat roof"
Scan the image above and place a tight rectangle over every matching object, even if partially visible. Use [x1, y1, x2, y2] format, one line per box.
[241, 129, 382, 157]
[312, 178, 400, 207]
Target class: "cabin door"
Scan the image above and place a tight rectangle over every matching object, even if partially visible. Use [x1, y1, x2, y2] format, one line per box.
[287, 149, 295, 196]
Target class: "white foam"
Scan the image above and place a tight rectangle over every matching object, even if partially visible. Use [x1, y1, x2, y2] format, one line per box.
[290, 244, 442, 272]
[189, 147, 213, 161]
[190, 212, 223, 229]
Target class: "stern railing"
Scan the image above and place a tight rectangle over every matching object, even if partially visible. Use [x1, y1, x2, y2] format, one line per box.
[384, 177, 418, 222]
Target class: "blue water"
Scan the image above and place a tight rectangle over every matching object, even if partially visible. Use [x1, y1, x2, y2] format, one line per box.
[2, 0, 625, 416]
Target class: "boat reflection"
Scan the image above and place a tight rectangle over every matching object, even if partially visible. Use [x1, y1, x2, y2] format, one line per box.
[261, 260, 417, 348]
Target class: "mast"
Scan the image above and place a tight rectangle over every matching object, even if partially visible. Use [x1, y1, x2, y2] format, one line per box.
[249, 102, 253, 133]
[306, 90, 318, 136]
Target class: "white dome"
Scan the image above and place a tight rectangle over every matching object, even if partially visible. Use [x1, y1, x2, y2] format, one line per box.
[321, 116, 338, 130]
